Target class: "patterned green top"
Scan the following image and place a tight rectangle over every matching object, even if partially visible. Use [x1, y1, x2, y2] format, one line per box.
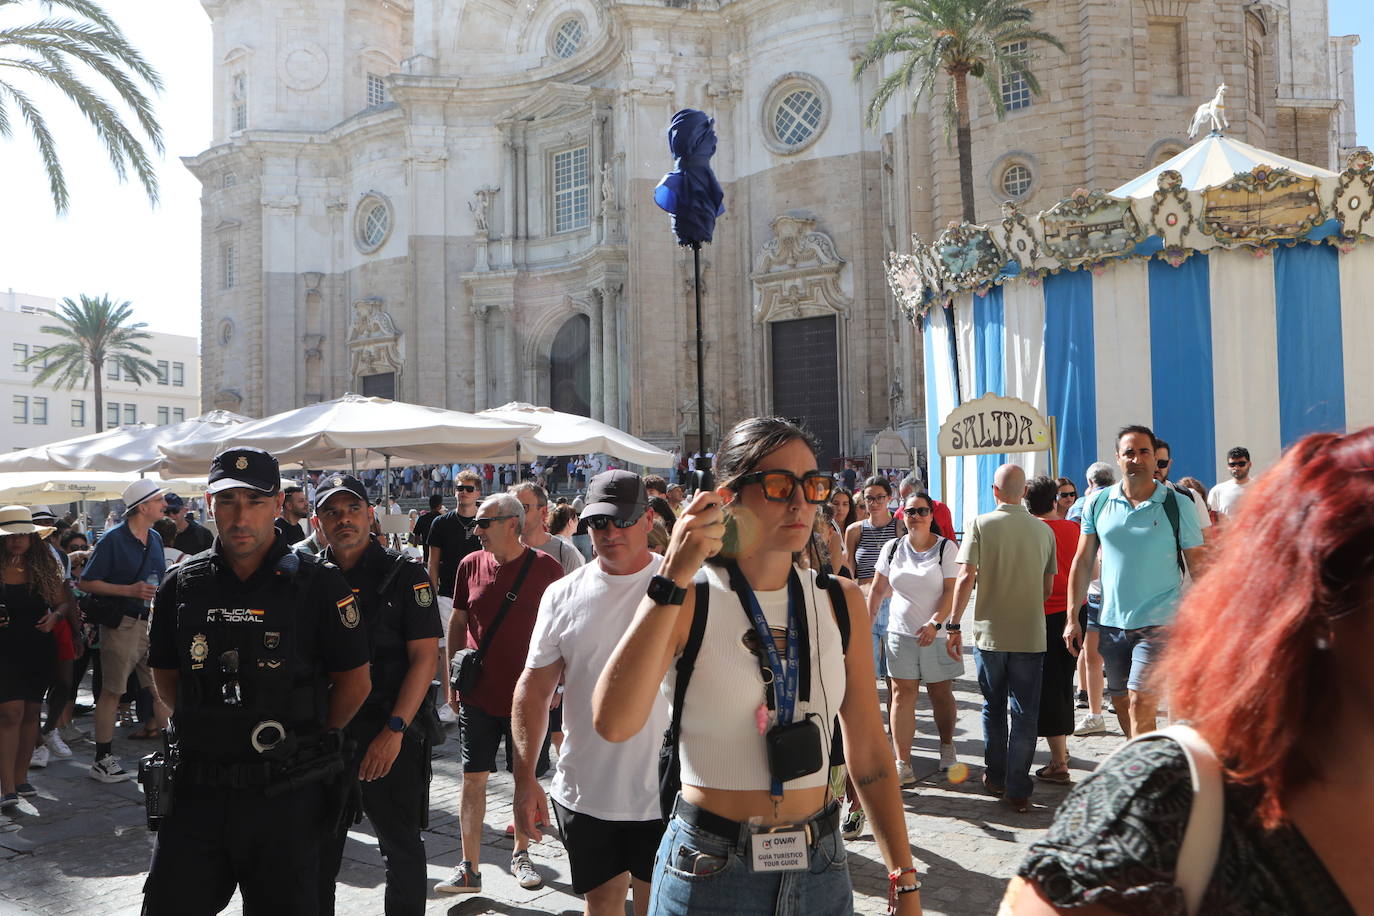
[1018, 740, 1353, 915]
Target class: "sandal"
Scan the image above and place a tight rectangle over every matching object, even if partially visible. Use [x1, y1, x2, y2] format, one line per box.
[128, 725, 164, 740]
[1035, 763, 1072, 785]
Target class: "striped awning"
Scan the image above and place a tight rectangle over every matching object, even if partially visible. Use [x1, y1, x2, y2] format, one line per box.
[1110, 133, 1337, 200]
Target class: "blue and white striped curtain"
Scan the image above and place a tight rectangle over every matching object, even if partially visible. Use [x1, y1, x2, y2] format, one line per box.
[927, 243, 1374, 533]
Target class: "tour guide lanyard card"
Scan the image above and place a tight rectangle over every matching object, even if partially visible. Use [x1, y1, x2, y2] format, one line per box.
[726, 562, 824, 872]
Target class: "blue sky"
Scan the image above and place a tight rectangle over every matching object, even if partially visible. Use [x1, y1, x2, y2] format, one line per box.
[0, 2, 1372, 339]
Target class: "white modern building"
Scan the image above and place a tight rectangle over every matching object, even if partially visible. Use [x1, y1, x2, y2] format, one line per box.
[0, 290, 202, 450]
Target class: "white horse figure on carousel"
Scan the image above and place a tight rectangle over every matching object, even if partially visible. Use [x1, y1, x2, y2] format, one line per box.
[1188, 84, 1230, 138]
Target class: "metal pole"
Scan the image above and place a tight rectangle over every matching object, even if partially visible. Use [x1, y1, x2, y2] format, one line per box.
[693, 242, 707, 473]
[1048, 416, 1059, 478]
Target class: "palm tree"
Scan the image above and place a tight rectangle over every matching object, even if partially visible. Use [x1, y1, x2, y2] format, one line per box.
[856, 0, 1063, 224]
[26, 294, 159, 431]
[0, 0, 164, 214]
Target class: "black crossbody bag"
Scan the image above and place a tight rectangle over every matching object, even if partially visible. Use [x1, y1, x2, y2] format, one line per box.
[81, 534, 152, 628]
[448, 550, 536, 694]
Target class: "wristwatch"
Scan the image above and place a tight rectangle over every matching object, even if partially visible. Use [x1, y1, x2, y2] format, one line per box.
[944, 622, 961, 632]
[926, 621, 943, 631]
[646, 574, 688, 606]
[387, 715, 407, 733]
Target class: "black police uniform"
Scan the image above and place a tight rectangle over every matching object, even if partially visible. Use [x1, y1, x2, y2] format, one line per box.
[144, 539, 370, 916]
[315, 537, 441, 916]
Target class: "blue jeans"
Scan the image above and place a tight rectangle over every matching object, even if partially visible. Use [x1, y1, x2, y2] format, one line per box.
[648, 808, 852, 915]
[973, 648, 1044, 800]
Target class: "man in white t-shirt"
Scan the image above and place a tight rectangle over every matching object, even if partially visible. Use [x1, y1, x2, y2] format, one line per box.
[511, 471, 665, 916]
[1208, 445, 1253, 521]
[1153, 439, 1213, 544]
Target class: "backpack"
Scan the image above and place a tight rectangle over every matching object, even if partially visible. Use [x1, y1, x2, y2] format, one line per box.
[657, 567, 851, 821]
[1088, 483, 1186, 575]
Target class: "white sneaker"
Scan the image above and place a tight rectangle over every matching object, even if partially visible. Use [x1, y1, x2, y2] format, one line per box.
[895, 760, 916, 788]
[89, 754, 129, 783]
[438, 704, 458, 724]
[28, 746, 49, 769]
[44, 730, 72, 758]
[1074, 714, 1107, 736]
[511, 850, 542, 889]
[939, 742, 957, 771]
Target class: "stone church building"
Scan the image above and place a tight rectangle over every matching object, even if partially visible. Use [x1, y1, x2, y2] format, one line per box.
[188, 0, 1356, 465]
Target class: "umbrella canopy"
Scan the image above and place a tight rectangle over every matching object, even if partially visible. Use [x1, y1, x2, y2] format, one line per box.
[0, 411, 251, 475]
[0, 471, 208, 504]
[653, 108, 726, 246]
[157, 394, 539, 476]
[1110, 132, 1337, 200]
[476, 402, 673, 467]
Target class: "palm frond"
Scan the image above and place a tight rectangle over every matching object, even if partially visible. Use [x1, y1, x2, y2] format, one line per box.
[0, 78, 67, 211]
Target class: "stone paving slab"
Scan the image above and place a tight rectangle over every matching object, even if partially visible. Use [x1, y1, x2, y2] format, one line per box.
[0, 663, 1126, 916]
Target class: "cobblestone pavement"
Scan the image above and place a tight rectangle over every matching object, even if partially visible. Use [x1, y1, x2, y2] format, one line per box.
[0, 662, 1125, 916]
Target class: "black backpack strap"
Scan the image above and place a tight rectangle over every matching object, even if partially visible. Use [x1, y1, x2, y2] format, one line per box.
[667, 574, 710, 744]
[1162, 486, 1185, 575]
[819, 571, 850, 654]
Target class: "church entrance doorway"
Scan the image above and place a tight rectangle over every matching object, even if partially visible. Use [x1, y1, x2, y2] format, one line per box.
[550, 314, 591, 417]
[771, 316, 841, 465]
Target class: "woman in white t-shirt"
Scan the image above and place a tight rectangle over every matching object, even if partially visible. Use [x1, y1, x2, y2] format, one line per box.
[865, 492, 962, 786]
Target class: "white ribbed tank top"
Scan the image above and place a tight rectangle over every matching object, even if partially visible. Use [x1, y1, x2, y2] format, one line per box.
[665, 563, 847, 792]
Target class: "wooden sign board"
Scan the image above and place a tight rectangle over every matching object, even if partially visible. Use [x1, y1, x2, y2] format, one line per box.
[938, 394, 1051, 457]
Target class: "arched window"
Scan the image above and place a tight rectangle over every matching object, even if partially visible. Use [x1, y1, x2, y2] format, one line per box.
[553, 18, 583, 59]
[550, 315, 591, 417]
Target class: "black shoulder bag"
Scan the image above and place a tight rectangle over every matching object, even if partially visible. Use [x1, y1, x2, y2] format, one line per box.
[81, 534, 153, 628]
[448, 550, 536, 695]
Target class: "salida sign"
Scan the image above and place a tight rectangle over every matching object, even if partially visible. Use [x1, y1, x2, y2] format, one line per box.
[938, 394, 1051, 457]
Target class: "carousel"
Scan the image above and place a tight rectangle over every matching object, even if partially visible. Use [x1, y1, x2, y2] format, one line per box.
[887, 88, 1374, 530]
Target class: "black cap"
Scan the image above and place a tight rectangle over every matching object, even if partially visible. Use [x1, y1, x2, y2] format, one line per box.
[162, 492, 185, 511]
[580, 470, 646, 523]
[313, 474, 368, 510]
[207, 447, 281, 495]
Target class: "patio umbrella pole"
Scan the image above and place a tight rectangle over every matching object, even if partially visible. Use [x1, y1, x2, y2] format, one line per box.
[692, 241, 707, 476]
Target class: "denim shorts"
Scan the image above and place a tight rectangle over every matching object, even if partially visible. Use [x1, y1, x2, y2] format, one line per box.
[648, 801, 852, 915]
[884, 630, 964, 683]
[870, 596, 891, 679]
[1098, 625, 1167, 698]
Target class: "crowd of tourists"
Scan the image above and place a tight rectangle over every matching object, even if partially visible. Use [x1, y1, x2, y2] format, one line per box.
[1, 417, 1367, 916]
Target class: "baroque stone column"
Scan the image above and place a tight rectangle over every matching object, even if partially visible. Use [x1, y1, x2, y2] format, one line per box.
[471, 306, 488, 411]
[503, 305, 518, 404]
[597, 283, 621, 427]
[588, 294, 604, 422]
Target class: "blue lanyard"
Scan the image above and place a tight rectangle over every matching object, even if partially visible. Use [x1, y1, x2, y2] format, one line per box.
[727, 563, 807, 797]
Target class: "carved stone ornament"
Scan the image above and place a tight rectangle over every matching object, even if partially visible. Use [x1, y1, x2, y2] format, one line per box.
[751, 213, 851, 323]
[347, 298, 403, 378]
[934, 223, 1002, 289]
[1201, 166, 1323, 244]
[1040, 189, 1143, 265]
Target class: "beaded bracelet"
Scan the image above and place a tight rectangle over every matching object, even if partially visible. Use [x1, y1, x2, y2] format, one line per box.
[887, 867, 922, 914]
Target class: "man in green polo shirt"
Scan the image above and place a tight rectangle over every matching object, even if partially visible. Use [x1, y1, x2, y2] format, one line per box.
[1064, 425, 1205, 739]
[949, 464, 1057, 812]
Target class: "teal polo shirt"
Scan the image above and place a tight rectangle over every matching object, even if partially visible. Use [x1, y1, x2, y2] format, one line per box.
[1082, 482, 1203, 631]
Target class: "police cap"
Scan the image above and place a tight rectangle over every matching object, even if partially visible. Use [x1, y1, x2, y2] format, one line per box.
[313, 474, 369, 511]
[207, 447, 281, 495]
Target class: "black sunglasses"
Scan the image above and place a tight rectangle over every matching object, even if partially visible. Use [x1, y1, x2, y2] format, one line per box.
[585, 515, 640, 530]
[456, 485, 477, 493]
[733, 470, 835, 504]
[1156, 459, 1170, 469]
[1058, 490, 1077, 499]
[474, 515, 516, 529]
[1227, 460, 1248, 467]
[906, 506, 932, 517]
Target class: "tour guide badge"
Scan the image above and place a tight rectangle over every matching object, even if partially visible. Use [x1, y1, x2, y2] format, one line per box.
[190, 633, 209, 669]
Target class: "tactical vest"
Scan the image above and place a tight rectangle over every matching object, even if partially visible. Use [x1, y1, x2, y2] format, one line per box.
[172, 550, 330, 762]
[357, 549, 416, 710]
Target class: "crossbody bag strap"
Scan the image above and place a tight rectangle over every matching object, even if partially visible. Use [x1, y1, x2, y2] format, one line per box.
[667, 574, 710, 742]
[473, 549, 537, 663]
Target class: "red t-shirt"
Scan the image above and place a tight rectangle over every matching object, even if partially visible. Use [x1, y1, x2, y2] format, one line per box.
[453, 547, 564, 717]
[1041, 518, 1080, 615]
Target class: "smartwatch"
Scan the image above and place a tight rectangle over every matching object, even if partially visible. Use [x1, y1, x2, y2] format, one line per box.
[387, 715, 407, 733]
[646, 574, 688, 606]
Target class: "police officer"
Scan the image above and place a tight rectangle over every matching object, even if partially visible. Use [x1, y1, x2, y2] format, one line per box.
[308, 474, 441, 916]
[145, 448, 372, 916]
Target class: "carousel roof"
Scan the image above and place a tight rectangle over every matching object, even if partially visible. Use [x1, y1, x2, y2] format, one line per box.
[1110, 131, 1338, 200]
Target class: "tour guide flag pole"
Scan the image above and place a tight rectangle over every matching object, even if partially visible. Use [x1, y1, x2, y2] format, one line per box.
[654, 109, 725, 485]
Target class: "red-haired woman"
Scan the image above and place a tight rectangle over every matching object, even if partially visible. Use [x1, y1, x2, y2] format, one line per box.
[1001, 429, 1374, 914]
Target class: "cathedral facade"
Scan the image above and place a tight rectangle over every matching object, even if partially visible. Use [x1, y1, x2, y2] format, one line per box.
[188, 0, 1356, 465]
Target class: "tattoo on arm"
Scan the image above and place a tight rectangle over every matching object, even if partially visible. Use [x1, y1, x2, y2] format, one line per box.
[856, 769, 889, 788]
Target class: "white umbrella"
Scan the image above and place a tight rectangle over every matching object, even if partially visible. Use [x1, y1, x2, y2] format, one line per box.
[0, 411, 251, 475]
[157, 394, 539, 476]
[0, 471, 208, 504]
[476, 402, 673, 467]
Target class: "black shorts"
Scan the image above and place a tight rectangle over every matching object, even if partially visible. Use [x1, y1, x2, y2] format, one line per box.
[459, 702, 510, 773]
[551, 799, 663, 894]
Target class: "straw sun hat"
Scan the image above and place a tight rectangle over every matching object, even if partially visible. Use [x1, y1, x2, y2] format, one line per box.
[0, 505, 56, 539]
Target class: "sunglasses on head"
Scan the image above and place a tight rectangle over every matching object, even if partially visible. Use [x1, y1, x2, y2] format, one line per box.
[1058, 490, 1077, 499]
[585, 514, 640, 530]
[474, 515, 516, 529]
[456, 485, 477, 493]
[733, 470, 835, 504]
[906, 506, 932, 517]
[1227, 460, 1248, 467]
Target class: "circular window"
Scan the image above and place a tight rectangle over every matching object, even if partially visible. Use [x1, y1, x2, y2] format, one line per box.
[355, 194, 393, 254]
[1001, 164, 1033, 199]
[760, 74, 831, 155]
[553, 18, 583, 59]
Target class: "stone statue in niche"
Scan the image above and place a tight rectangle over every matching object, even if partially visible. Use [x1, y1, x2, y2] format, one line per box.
[469, 194, 489, 235]
[600, 161, 617, 214]
[347, 297, 403, 379]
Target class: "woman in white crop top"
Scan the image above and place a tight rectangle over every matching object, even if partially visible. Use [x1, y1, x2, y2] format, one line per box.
[594, 417, 922, 915]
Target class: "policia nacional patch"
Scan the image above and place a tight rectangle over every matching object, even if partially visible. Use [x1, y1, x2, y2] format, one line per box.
[337, 595, 360, 628]
[413, 582, 434, 607]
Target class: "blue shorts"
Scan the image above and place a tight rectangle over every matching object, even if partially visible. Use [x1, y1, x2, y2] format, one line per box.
[1097, 625, 1167, 698]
